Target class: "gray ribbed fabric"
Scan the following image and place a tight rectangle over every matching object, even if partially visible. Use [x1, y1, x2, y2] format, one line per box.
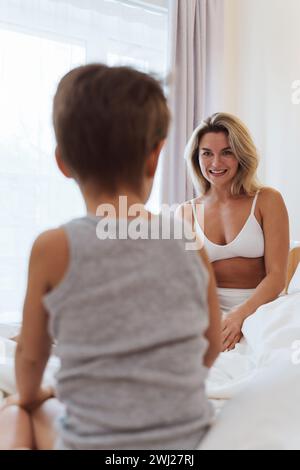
[43, 214, 213, 450]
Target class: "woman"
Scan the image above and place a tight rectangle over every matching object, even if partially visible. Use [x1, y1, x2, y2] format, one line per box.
[182, 112, 289, 352]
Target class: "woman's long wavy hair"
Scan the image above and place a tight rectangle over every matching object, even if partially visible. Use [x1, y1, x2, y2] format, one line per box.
[185, 112, 262, 196]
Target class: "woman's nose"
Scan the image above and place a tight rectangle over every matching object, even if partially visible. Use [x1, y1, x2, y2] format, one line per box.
[211, 154, 222, 166]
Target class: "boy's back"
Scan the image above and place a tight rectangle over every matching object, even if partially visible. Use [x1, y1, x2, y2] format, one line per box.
[44, 214, 213, 450]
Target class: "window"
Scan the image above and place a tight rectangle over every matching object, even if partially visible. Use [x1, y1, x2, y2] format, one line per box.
[0, 0, 168, 321]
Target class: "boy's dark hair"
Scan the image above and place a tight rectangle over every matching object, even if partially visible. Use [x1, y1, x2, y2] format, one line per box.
[53, 64, 170, 194]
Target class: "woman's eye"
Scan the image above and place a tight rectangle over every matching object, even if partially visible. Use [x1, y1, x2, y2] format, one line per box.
[223, 150, 233, 156]
[202, 151, 211, 157]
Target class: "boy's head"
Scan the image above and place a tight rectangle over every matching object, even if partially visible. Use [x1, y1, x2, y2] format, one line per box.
[53, 64, 170, 197]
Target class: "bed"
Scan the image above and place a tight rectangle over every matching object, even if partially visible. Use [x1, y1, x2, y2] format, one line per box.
[1, 247, 300, 449]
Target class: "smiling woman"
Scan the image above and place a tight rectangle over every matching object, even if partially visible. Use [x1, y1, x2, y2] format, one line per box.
[181, 112, 290, 352]
[199, 132, 239, 185]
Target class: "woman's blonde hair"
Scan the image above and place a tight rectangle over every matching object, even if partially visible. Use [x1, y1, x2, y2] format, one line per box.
[184, 112, 262, 196]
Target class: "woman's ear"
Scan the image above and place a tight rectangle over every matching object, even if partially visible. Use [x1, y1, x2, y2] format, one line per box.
[55, 147, 72, 178]
[146, 139, 166, 178]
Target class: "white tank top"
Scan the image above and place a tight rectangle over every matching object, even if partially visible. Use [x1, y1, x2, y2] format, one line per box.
[192, 192, 265, 262]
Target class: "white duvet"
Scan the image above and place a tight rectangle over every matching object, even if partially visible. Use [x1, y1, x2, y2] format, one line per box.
[1, 293, 300, 449]
[201, 292, 300, 449]
[207, 292, 300, 399]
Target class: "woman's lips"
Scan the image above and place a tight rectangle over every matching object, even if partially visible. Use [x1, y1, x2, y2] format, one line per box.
[208, 169, 228, 177]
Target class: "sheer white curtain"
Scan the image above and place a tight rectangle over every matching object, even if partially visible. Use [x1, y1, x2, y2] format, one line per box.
[0, 0, 168, 321]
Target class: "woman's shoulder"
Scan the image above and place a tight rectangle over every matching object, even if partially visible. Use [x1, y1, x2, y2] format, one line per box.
[176, 196, 205, 220]
[258, 186, 285, 202]
[257, 186, 287, 212]
[179, 195, 205, 208]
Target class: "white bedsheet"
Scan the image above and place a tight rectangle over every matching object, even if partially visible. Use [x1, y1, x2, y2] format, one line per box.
[0, 324, 60, 404]
[202, 292, 300, 449]
[200, 360, 300, 450]
[207, 292, 300, 400]
[1, 294, 299, 449]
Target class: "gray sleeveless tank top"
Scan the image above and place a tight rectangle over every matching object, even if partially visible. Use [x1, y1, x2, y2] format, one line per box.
[43, 214, 213, 450]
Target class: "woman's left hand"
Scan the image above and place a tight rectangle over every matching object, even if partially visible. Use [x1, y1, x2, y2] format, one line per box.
[221, 311, 244, 352]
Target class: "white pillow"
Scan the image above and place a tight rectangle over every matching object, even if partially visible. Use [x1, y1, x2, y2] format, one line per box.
[288, 263, 300, 294]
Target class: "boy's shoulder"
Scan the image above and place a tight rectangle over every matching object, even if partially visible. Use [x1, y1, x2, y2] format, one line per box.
[32, 228, 67, 256]
[32, 214, 89, 256]
[31, 228, 69, 290]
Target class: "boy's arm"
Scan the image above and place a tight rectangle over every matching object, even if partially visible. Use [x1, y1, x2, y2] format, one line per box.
[175, 203, 221, 368]
[199, 248, 222, 368]
[15, 229, 67, 409]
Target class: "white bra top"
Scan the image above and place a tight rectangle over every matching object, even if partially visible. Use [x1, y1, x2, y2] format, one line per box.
[191, 192, 265, 262]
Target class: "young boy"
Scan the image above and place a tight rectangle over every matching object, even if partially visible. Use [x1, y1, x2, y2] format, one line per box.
[0, 64, 221, 450]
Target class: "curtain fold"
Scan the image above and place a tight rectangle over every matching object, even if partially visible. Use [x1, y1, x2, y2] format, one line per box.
[161, 0, 224, 205]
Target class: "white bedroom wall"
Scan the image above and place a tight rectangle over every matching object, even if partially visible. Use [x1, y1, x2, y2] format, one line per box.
[223, 0, 300, 240]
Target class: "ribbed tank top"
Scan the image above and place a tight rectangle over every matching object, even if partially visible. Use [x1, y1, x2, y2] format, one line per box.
[43, 214, 213, 450]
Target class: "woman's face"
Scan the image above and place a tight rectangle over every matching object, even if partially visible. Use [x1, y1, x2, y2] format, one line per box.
[198, 132, 239, 188]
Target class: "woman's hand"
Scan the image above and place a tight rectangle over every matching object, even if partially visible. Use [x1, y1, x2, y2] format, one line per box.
[221, 310, 244, 352]
[1, 386, 55, 412]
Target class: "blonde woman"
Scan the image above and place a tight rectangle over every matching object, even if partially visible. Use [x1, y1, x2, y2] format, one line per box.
[181, 113, 289, 352]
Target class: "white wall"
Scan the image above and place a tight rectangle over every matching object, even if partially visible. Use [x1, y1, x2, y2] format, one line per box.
[223, 0, 300, 240]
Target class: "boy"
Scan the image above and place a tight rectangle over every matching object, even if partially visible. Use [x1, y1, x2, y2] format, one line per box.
[0, 64, 220, 450]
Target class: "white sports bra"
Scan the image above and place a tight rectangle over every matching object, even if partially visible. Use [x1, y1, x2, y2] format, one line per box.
[191, 192, 265, 262]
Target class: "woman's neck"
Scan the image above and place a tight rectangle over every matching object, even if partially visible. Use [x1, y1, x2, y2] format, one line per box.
[207, 185, 234, 203]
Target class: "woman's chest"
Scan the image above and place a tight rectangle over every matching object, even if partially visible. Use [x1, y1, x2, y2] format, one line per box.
[200, 200, 262, 245]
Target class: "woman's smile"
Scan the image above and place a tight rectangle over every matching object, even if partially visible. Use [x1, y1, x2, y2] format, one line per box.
[208, 169, 228, 177]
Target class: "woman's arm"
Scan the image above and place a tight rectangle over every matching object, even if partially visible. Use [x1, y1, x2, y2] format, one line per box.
[222, 188, 290, 351]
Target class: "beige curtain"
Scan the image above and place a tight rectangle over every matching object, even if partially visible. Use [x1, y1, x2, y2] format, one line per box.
[161, 0, 224, 205]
